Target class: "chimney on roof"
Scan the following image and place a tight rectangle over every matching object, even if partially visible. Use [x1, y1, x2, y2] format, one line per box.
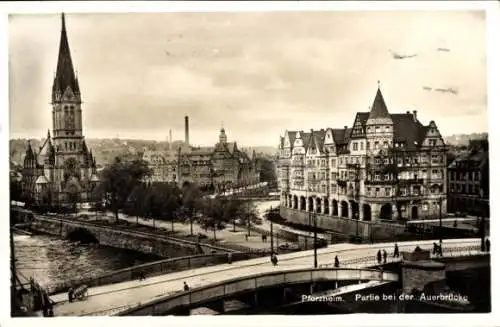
[406, 110, 410, 114]
[344, 126, 348, 129]
[412, 110, 418, 122]
[184, 116, 189, 146]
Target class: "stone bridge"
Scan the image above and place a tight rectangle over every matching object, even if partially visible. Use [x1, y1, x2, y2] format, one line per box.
[29, 214, 235, 258]
[118, 268, 399, 316]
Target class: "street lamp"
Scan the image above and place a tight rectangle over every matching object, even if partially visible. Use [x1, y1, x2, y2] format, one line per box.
[270, 206, 274, 254]
[439, 196, 443, 247]
[313, 204, 318, 268]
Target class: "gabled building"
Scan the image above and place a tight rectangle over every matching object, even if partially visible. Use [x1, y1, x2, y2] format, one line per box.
[143, 117, 260, 190]
[278, 85, 448, 223]
[21, 14, 99, 206]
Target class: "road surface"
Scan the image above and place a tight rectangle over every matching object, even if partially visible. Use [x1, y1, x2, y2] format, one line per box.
[49, 238, 482, 316]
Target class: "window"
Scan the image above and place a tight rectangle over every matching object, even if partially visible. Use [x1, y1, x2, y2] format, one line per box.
[360, 142, 364, 150]
[366, 142, 370, 150]
[374, 141, 380, 150]
[375, 126, 380, 133]
[331, 159, 337, 167]
[384, 141, 388, 148]
[375, 187, 380, 196]
[384, 187, 390, 196]
[353, 142, 358, 151]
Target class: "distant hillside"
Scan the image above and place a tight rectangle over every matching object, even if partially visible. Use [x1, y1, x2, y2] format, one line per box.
[10, 138, 278, 167]
[444, 133, 488, 146]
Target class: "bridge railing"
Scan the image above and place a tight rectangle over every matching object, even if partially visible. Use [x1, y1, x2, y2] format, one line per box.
[115, 267, 399, 316]
[47, 251, 270, 296]
[318, 245, 484, 269]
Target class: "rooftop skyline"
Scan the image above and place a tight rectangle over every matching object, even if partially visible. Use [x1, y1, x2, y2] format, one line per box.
[9, 11, 487, 147]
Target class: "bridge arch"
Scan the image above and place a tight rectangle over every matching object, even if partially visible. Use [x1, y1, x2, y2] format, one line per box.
[118, 268, 399, 316]
[67, 227, 99, 244]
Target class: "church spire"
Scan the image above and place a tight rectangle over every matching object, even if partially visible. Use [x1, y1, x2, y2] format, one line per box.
[52, 12, 80, 102]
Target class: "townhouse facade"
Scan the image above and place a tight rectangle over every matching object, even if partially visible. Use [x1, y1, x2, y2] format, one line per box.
[277, 86, 448, 223]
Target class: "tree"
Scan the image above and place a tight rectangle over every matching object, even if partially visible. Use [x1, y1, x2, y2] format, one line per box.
[258, 158, 278, 188]
[200, 197, 230, 241]
[126, 183, 148, 225]
[95, 157, 151, 223]
[181, 184, 203, 235]
[224, 198, 246, 232]
[9, 175, 22, 202]
[143, 182, 182, 231]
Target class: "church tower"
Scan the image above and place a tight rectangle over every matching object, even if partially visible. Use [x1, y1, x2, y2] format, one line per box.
[50, 13, 95, 203]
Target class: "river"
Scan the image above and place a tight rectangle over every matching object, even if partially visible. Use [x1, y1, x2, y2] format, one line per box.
[13, 234, 161, 291]
[13, 200, 280, 292]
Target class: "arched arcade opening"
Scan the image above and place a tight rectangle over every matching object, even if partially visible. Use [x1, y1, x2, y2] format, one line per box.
[379, 203, 393, 220]
[362, 204, 372, 221]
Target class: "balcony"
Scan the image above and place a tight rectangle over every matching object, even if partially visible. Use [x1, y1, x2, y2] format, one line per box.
[364, 179, 398, 185]
[399, 178, 424, 185]
[346, 163, 361, 170]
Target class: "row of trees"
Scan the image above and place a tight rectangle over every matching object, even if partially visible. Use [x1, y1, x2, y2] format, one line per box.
[92, 157, 257, 240]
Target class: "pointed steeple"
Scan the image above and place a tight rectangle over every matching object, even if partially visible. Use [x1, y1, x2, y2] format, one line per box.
[368, 81, 391, 120]
[52, 13, 80, 102]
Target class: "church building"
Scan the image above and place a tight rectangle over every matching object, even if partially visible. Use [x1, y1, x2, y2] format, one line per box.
[21, 14, 99, 206]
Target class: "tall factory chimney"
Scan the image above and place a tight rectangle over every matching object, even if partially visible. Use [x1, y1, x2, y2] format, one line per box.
[184, 115, 190, 146]
[169, 129, 172, 150]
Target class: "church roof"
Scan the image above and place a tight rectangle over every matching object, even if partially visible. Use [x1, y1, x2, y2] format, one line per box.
[52, 13, 80, 102]
[368, 87, 391, 120]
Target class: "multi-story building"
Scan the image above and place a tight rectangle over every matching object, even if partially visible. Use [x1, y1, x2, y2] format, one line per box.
[143, 117, 260, 191]
[447, 139, 489, 217]
[277, 85, 448, 222]
[21, 14, 99, 206]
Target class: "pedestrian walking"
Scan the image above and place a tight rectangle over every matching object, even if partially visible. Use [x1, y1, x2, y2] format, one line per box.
[227, 252, 232, 264]
[377, 250, 382, 264]
[271, 252, 278, 266]
[183, 281, 190, 291]
[393, 243, 400, 258]
[485, 238, 490, 253]
[68, 287, 73, 303]
[245, 234, 248, 241]
[383, 249, 387, 263]
[334, 255, 340, 268]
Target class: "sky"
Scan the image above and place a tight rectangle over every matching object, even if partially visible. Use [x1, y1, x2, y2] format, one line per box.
[8, 11, 487, 147]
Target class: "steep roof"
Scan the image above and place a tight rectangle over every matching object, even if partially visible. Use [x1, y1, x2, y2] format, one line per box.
[391, 113, 425, 150]
[287, 131, 297, 147]
[52, 13, 80, 102]
[368, 88, 391, 120]
[332, 128, 351, 145]
[357, 112, 370, 126]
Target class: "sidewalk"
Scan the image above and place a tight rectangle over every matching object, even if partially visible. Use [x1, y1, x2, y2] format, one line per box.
[90, 202, 293, 251]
